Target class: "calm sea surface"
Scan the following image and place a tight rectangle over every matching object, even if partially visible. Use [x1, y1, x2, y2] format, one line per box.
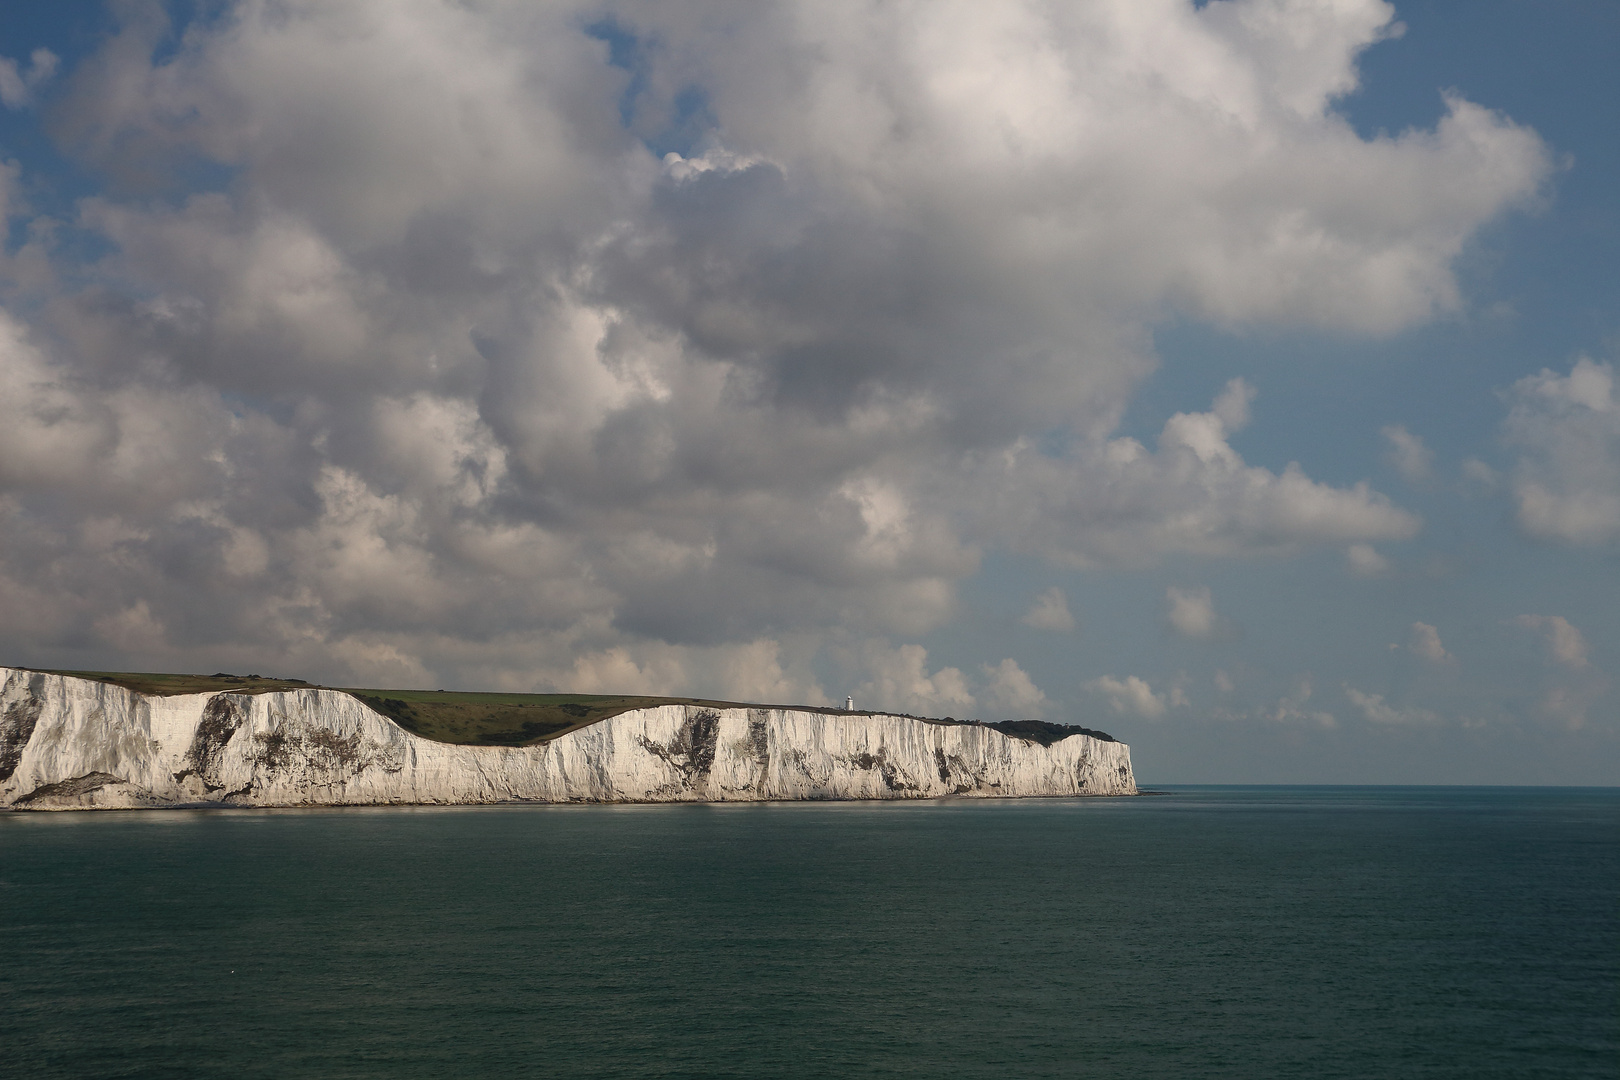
[1, 787, 1614, 1079]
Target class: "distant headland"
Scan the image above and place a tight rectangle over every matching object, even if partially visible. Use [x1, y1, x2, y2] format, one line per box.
[0, 666, 1136, 810]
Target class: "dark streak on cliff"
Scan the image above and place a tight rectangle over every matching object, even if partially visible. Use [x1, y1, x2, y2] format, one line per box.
[636, 708, 723, 786]
[0, 695, 43, 782]
[177, 695, 248, 784]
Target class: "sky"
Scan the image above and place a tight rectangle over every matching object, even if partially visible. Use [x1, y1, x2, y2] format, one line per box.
[0, 0, 1615, 784]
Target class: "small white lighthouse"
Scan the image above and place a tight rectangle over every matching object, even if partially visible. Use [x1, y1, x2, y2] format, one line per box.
[844, 695, 854, 711]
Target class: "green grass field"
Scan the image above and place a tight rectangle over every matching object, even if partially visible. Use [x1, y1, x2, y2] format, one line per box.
[33, 670, 828, 747]
[29, 669, 1113, 747]
[346, 691, 766, 746]
[37, 670, 318, 697]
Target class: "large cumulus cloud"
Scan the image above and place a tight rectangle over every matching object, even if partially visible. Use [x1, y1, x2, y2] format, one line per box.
[0, 0, 1548, 707]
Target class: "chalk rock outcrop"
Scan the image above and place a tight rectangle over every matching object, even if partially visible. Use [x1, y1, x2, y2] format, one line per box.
[0, 668, 1136, 809]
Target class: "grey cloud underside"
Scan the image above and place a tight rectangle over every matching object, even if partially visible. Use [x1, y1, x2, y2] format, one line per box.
[0, 0, 1548, 700]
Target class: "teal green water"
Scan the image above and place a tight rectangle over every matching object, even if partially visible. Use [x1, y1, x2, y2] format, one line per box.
[2, 788, 1615, 1079]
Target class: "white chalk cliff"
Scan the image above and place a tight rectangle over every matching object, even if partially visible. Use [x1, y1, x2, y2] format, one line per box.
[0, 668, 1136, 809]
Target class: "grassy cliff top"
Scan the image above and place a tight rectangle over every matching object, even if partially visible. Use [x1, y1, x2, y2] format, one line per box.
[30, 669, 774, 745]
[22, 668, 1114, 748]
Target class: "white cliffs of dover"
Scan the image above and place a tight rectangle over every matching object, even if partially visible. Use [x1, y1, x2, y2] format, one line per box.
[0, 668, 1137, 810]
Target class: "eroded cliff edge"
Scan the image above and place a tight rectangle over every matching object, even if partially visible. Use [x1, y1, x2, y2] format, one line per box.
[0, 668, 1136, 809]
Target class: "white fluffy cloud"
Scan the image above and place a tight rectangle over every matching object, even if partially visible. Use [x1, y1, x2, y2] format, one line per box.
[0, 0, 1548, 691]
[1382, 425, 1435, 484]
[1266, 676, 1336, 727]
[843, 645, 1052, 718]
[1514, 615, 1589, 670]
[1020, 587, 1076, 632]
[1166, 583, 1245, 642]
[619, 0, 1544, 333]
[1461, 458, 1499, 490]
[981, 658, 1049, 718]
[998, 380, 1421, 568]
[1087, 675, 1168, 720]
[1210, 673, 1336, 727]
[1510, 615, 1607, 730]
[1344, 686, 1440, 725]
[1166, 586, 1220, 639]
[1504, 358, 1620, 546]
[852, 642, 975, 716]
[0, 48, 56, 109]
[1346, 542, 1392, 577]
[1407, 622, 1451, 663]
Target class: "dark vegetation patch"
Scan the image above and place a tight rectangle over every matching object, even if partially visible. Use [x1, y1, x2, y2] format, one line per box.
[676, 710, 721, 774]
[178, 695, 248, 780]
[37, 670, 313, 697]
[846, 748, 917, 791]
[744, 714, 770, 763]
[986, 720, 1115, 745]
[352, 695, 584, 746]
[15, 772, 122, 804]
[1, 696, 44, 782]
[307, 728, 363, 766]
[637, 709, 723, 785]
[880, 714, 1116, 745]
[250, 728, 363, 770]
[882, 765, 916, 792]
[356, 695, 743, 748]
[253, 729, 292, 770]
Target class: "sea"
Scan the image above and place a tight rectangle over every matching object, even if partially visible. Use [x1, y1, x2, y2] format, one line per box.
[2, 787, 1614, 1079]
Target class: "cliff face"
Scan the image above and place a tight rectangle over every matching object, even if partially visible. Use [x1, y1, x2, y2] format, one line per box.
[0, 668, 1136, 809]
